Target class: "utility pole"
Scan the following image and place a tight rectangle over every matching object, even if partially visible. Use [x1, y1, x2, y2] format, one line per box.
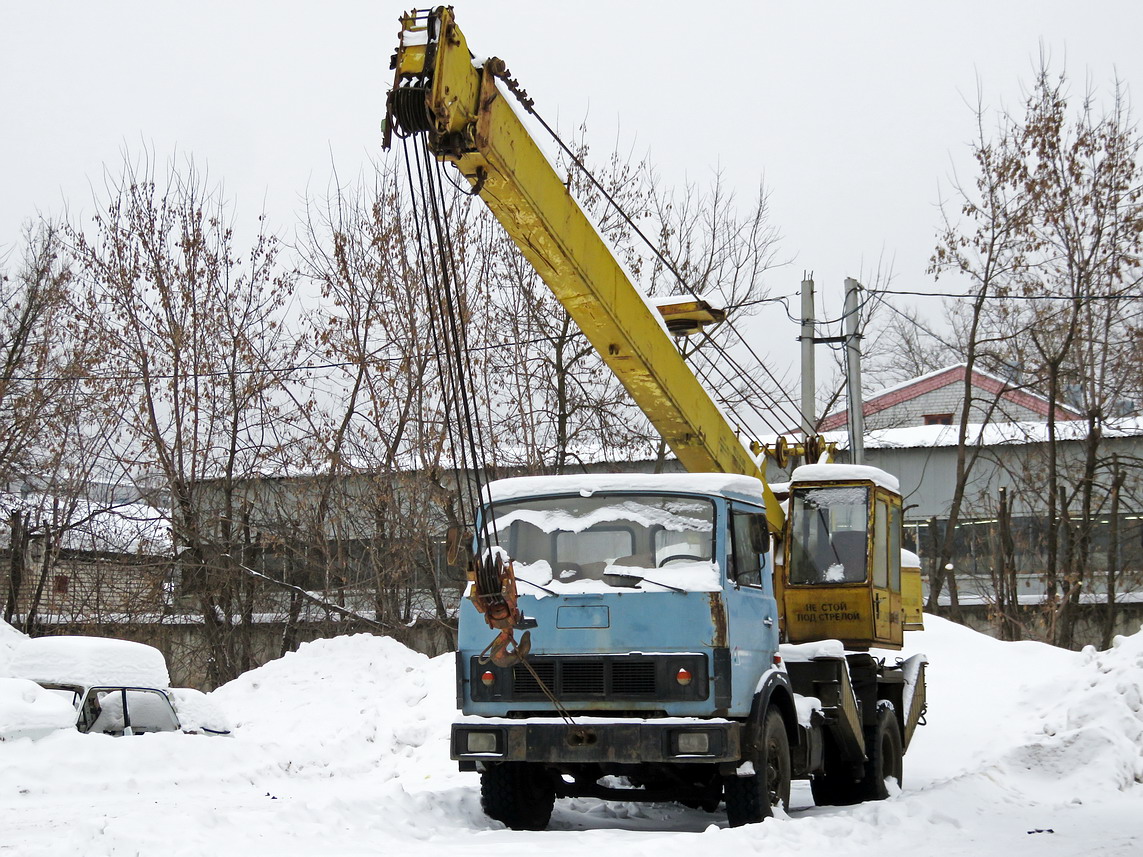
[844, 277, 865, 464]
[800, 276, 816, 437]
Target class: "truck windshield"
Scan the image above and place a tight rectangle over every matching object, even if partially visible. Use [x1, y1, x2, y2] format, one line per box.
[787, 485, 870, 585]
[482, 493, 717, 593]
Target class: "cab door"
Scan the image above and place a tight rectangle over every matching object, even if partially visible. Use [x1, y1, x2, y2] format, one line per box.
[723, 504, 780, 715]
[871, 492, 903, 646]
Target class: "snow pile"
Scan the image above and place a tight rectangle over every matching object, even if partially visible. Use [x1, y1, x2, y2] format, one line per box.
[0, 619, 25, 671]
[0, 618, 25, 642]
[212, 634, 442, 765]
[1, 618, 1141, 856]
[1007, 629, 1143, 790]
[210, 633, 482, 840]
[168, 687, 232, 735]
[0, 677, 76, 740]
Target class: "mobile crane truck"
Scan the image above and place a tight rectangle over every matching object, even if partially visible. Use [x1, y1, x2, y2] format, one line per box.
[384, 7, 927, 830]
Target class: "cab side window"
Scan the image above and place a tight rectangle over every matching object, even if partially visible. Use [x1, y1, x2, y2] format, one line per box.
[731, 511, 766, 587]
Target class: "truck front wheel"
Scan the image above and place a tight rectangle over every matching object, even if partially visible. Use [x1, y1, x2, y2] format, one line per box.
[724, 708, 791, 826]
[480, 762, 556, 830]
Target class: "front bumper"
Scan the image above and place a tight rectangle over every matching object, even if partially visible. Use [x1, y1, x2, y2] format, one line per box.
[451, 717, 742, 765]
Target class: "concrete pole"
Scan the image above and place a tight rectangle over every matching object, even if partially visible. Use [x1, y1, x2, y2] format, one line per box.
[800, 277, 816, 437]
[844, 277, 865, 464]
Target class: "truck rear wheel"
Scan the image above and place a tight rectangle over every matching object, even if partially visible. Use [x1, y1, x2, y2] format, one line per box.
[856, 706, 902, 802]
[724, 708, 791, 827]
[480, 762, 555, 830]
[809, 734, 851, 806]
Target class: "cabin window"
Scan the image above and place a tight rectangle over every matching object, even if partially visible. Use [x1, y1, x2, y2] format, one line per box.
[731, 512, 766, 587]
[485, 493, 716, 592]
[873, 499, 889, 588]
[889, 504, 902, 591]
[788, 485, 870, 585]
[555, 528, 633, 570]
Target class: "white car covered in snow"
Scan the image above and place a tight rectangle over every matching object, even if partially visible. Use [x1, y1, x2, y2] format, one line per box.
[1, 635, 229, 739]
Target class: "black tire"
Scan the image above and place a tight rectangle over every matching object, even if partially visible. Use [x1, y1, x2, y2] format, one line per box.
[724, 708, 791, 827]
[809, 734, 851, 807]
[479, 763, 556, 830]
[856, 706, 903, 802]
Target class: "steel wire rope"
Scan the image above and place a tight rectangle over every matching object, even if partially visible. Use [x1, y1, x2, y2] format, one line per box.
[690, 356, 788, 444]
[402, 136, 483, 539]
[407, 143, 569, 719]
[432, 155, 504, 512]
[683, 340, 790, 437]
[493, 69, 692, 294]
[683, 342, 789, 439]
[415, 138, 501, 554]
[703, 325, 808, 434]
[419, 139, 523, 636]
[495, 67, 840, 448]
[425, 151, 505, 553]
[689, 322, 806, 434]
[415, 144, 481, 491]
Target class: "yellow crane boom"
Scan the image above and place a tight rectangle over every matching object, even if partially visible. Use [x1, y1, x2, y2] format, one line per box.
[384, 7, 785, 531]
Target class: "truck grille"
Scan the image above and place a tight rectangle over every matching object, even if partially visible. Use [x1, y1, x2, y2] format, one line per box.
[471, 654, 707, 703]
[612, 661, 657, 694]
[513, 662, 555, 695]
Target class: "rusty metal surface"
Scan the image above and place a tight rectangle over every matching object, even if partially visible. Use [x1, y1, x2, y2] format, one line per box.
[708, 592, 727, 648]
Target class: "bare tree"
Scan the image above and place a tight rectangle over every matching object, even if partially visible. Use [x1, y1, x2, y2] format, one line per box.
[67, 153, 302, 686]
[0, 222, 118, 628]
[293, 162, 462, 651]
[927, 61, 1143, 643]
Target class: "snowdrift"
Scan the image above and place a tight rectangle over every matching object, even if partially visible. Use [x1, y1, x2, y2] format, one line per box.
[0, 619, 1140, 856]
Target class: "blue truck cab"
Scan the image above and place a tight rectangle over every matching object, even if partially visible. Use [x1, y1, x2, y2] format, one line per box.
[451, 472, 802, 827]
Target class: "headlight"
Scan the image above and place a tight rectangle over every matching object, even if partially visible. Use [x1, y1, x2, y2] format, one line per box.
[675, 731, 710, 754]
[466, 731, 500, 754]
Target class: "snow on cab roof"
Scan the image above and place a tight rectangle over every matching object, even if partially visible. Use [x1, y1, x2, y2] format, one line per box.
[901, 549, 922, 568]
[790, 463, 900, 493]
[488, 472, 767, 504]
[4, 635, 171, 689]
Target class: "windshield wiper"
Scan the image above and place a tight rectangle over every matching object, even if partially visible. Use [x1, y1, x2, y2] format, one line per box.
[516, 577, 556, 596]
[603, 571, 686, 593]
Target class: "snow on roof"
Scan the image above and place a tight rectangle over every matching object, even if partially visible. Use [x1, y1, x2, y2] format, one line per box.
[3, 635, 171, 689]
[790, 463, 900, 493]
[901, 549, 922, 568]
[0, 492, 170, 555]
[487, 472, 767, 504]
[898, 417, 1143, 447]
[788, 416, 1143, 453]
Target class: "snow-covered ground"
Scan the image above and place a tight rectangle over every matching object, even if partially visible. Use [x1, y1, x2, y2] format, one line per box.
[1, 617, 1140, 856]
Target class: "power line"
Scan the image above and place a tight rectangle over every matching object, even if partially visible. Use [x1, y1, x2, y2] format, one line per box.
[1, 333, 574, 384]
[874, 287, 1143, 301]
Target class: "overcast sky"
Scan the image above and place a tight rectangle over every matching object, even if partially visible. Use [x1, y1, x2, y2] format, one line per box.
[4, 1, 1143, 389]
